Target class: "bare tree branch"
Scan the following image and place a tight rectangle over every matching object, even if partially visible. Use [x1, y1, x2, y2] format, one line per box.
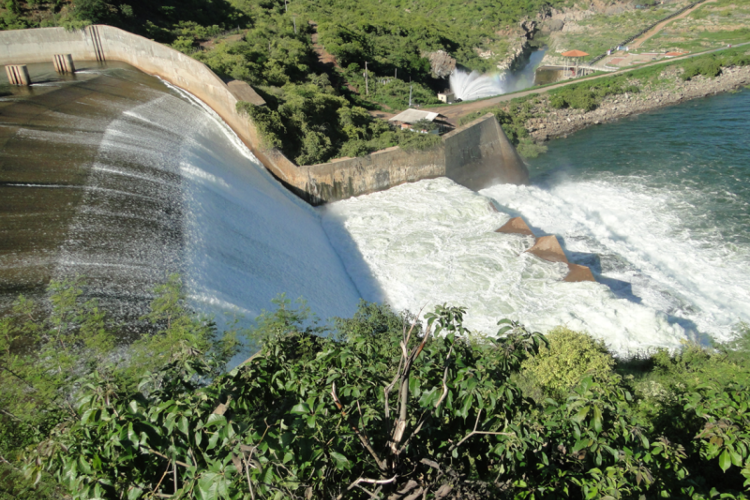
[434, 345, 454, 410]
[243, 456, 256, 500]
[331, 382, 388, 472]
[347, 475, 398, 491]
[450, 410, 515, 451]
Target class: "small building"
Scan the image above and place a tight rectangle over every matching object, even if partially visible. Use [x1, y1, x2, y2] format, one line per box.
[388, 108, 451, 134]
[437, 90, 455, 104]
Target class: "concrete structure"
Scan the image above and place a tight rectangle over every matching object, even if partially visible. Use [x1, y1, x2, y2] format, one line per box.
[4, 64, 30, 85]
[0, 26, 528, 205]
[564, 263, 596, 283]
[389, 109, 442, 125]
[52, 54, 75, 74]
[495, 217, 533, 236]
[437, 91, 455, 104]
[526, 235, 568, 263]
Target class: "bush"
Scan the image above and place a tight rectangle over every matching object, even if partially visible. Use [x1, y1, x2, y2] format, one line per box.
[681, 57, 723, 80]
[520, 326, 615, 399]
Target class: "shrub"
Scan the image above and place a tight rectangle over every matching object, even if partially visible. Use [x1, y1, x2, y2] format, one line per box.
[520, 326, 616, 399]
[681, 58, 723, 80]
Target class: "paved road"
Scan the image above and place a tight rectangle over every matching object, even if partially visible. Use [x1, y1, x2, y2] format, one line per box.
[425, 41, 750, 121]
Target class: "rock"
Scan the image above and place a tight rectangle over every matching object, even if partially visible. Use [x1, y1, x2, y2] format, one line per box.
[496, 217, 534, 236]
[526, 235, 568, 263]
[544, 19, 565, 32]
[423, 50, 457, 79]
[564, 263, 596, 282]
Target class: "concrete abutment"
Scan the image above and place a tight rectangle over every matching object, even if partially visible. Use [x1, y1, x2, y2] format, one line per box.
[0, 25, 529, 204]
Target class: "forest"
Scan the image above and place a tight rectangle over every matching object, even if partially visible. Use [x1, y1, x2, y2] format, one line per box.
[0, 0, 561, 163]
[1, 278, 749, 499]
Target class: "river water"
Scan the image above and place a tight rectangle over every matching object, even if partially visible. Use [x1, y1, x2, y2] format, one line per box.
[323, 89, 750, 353]
[0, 63, 362, 329]
[3, 62, 748, 354]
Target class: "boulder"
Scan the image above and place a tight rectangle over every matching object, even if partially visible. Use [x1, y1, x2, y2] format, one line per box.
[423, 50, 457, 79]
[495, 217, 534, 236]
[526, 235, 568, 263]
[564, 263, 596, 282]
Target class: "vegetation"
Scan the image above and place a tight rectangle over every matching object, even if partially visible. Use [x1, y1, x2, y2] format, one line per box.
[459, 97, 548, 159]
[641, 0, 750, 53]
[1, 276, 750, 499]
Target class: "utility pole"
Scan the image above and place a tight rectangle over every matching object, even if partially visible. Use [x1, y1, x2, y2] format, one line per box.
[284, 0, 287, 13]
[409, 84, 413, 107]
[395, 68, 397, 79]
[365, 61, 369, 95]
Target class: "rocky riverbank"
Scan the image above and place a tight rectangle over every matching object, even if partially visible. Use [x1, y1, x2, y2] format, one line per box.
[526, 64, 750, 141]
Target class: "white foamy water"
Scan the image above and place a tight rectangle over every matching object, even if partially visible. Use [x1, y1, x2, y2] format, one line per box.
[322, 177, 748, 353]
[53, 78, 363, 335]
[449, 50, 545, 101]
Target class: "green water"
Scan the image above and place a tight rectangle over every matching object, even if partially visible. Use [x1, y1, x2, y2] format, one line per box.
[488, 88, 750, 341]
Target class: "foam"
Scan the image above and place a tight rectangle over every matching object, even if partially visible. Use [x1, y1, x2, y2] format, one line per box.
[322, 177, 731, 354]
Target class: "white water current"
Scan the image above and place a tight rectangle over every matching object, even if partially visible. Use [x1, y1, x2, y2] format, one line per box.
[450, 50, 545, 101]
[52, 73, 363, 334]
[322, 177, 750, 354]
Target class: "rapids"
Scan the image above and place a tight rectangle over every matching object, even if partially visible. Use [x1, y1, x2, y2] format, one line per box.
[323, 89, 750, 353]
[0, 63, 362, 331]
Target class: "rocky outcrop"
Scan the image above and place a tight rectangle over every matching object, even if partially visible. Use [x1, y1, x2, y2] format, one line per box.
[526, 235, 568, 263]
[423, 50, 457, 79]
[495, 217, 534, 236]
[527, 65, 750, 142]
[564, 264, 596, 282]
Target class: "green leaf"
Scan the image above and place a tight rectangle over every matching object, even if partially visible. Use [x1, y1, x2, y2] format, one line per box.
[591, 406, 603, 433]
[573, 406, 590, 423]
[177, 416, 190, 436]
[290, 402, 310, 415]
[330, 451, 350, 469]
[719, 449, 732, 472]
[572, 438, 589, 454]
[205, 413, 227, 428]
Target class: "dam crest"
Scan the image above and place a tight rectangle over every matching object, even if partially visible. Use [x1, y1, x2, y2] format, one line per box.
[0, 25, 529, 205]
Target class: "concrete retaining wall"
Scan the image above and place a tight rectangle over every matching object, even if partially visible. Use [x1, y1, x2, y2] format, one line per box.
[0, 26, 528, 204]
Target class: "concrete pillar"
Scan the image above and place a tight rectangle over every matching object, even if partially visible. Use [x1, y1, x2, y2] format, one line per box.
[5, 65, 30, 85]
[53, 54, 75, 74]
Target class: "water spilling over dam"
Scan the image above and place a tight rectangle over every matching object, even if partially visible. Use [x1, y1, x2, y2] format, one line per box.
[0, 62, 362, 325]
[323, 89, 750, 353]
[450, 49, 546, 101]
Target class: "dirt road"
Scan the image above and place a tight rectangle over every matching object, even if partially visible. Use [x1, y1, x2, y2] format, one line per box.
[424, 40, 749, 121]
[630, 0, 715, 50]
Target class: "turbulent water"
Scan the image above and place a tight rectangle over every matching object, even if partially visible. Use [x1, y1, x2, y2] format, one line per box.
[0, 63, 362, 333]
[450, 49, 545, 101]
[5, 62, 749, 355]
[323, 89, 750, 353]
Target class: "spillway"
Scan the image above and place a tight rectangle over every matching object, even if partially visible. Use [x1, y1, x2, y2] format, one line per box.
[322, 89, 750, 354]
[0, 62, 362, 328]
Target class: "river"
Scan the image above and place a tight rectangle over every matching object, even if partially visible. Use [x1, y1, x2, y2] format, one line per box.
[323, 88, 750, 353]
[3, 62, 748, 354]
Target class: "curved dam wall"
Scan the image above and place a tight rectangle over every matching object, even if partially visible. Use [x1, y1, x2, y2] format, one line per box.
[0, 25, 528, 204]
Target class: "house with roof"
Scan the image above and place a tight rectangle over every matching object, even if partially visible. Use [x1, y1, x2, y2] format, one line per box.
[388, 108, 452, 134]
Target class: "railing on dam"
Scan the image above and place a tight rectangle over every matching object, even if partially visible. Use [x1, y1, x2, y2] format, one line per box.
[0, 25, 528, 204]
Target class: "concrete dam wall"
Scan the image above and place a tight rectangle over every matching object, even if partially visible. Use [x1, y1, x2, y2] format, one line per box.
[0, 25, 529, 204]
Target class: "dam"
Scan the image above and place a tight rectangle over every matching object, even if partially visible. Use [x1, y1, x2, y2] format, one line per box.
[3, 27, 749, 355]
[0, 62, 362, 326]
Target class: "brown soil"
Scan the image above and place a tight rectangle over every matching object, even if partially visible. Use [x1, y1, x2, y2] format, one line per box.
[629, 0, 716, 49]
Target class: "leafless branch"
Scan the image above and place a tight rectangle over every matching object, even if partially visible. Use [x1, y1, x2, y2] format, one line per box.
[434, 345, 454, 410]
[150, 462, 171, 498]
[451, 410, 514, 450]
[141, 446, 190, 468]
[347, 475, 398, 491]
[331, 382, 388, 472]
[243, 456, 256, 500]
